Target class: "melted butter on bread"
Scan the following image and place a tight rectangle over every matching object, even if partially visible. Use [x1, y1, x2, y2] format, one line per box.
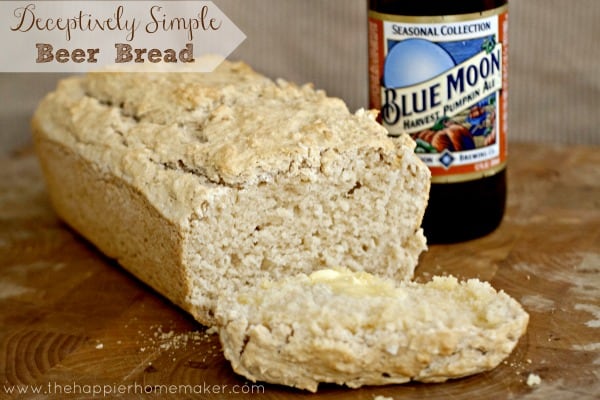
[309, 268, 397, 297]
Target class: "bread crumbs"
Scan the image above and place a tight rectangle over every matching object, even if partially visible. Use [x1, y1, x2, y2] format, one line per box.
[527, 373, 542, 387]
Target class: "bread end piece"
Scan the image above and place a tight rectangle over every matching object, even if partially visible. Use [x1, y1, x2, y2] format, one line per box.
[215, 268, 529, 392]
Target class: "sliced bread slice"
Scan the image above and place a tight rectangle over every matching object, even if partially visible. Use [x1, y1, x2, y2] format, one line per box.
[215, 268, 529, 392]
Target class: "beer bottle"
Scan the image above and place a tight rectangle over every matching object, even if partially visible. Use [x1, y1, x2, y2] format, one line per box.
[368, 0, 509, 243]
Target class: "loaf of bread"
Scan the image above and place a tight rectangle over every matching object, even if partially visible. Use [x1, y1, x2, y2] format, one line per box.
[32, 60, 430, 326]
[216, 268, 529, 392]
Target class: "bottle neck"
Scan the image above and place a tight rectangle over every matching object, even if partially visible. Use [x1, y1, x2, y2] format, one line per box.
[368, 0, 508, 16]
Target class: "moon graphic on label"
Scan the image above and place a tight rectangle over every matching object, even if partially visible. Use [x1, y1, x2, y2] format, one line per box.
[384, 39, 455, 88]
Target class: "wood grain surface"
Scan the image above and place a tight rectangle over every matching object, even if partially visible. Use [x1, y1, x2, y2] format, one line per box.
[0, 142, 599, 399]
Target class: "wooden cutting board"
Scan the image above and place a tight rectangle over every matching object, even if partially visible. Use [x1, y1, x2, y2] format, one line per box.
[1, 142, 599, 399]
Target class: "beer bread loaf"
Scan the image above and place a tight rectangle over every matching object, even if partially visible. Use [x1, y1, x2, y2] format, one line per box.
[32, 60, 430, 326]
[215, 268, 529, 392]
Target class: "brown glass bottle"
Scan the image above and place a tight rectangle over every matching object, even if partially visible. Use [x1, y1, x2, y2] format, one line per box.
[368, 0, 508, 243]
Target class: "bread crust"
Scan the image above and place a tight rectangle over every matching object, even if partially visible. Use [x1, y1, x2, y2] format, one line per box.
[33, 131, 191, 308]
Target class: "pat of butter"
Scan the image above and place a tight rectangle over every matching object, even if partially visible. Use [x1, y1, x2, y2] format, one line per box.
[308, 269, 397, 297]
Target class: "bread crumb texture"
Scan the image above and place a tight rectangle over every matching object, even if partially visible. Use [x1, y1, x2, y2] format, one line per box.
[33, 59, 430, 325]
[527, 373, 542, 387]
[216, 268, 529, 392]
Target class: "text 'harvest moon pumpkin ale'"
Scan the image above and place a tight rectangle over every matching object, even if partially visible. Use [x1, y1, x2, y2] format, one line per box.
[368, 0, 509, 243]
